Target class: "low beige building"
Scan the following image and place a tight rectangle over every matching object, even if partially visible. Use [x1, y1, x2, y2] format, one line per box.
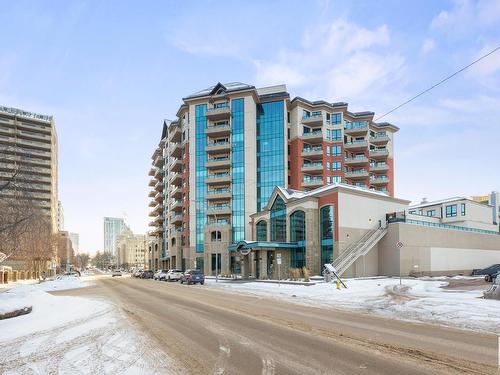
[116, 230, 147, 270]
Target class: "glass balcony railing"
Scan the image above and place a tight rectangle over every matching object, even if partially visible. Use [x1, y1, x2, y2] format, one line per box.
[302, 147, 322, 153]
[207, 123, 230, 129]
[345, 140, 367, 146]
[208, 156, 230, 162]
[303, 176, 323, 183]
[388, 217, 500, 236]
[207, 188, 230, 195]
[209, 204, 231, 210]
[303, 162, 323, 167]
[345, 121, 368, 130]
[302, 112, 322, 119]
[207, 103, 229, 112]
[207, 172, 230, 179]
[207, 140, 230, 147]
[347, 169, 367, 174]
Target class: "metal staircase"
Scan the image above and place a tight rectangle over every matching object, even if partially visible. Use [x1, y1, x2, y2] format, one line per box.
[333, 225, 388, 276]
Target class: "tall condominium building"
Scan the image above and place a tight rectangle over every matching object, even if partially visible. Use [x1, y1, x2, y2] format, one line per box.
[103, 217, 128, 255]
[147, 82, 398, 274]
[0, 106, 58, 232]
[58, 200, 65, 231]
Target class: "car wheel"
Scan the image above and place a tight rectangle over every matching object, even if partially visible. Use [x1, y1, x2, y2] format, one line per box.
[200, 282, 204, 285]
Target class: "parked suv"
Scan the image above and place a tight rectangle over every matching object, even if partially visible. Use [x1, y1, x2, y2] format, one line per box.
[180, 269, 205, 285]
[473, 264, 500, 282]
[165, 269, 183, 282]
[141, 270, 154, 279]
[154, 269, 168, 280]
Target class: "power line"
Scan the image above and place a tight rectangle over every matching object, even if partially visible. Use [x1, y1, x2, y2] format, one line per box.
[375, 45, 500, 122]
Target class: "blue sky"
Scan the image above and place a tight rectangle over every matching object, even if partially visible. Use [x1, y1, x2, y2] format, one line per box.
[1, 0, 499, 253]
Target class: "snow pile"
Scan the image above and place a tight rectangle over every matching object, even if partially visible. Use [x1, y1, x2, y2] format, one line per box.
[0, 275, 179, 374]
[206, 277, 500, 334]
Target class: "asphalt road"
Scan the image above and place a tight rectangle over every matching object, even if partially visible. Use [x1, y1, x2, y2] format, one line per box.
[55, 277, 498, 375]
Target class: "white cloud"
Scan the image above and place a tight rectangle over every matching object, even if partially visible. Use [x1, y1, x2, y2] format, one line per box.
[420, 38, 436, 56]
[469, 44, 500, 77]
[252, 19, 405, 104]
[431, 0, 500, 31]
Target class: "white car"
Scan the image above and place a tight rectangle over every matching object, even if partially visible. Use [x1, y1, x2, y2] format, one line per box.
[154, 269, 168, 280]
[165, 269, 183, 282]
[157, 270, 169, 281]
[112, 270, 122, 277]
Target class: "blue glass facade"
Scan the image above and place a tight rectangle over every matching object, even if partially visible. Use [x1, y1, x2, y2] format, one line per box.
[256, 101, 285, 211]
[320, 205, 334, 266]
[195, 104, 207, 253]
[231, 98, 245, 243]
[290, 210, 306, 268]
[270, 195, 286, 242]
[256, 220, 267, 241]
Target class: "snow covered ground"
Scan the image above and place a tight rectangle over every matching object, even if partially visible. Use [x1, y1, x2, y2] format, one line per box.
[0, 276, 179, 374]
[206, 276, 500, 334]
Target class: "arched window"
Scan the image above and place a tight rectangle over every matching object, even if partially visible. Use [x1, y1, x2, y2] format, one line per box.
[211, 230, 222, 242]
[171, 238, 176, 246]
[320, 205, 334, 267]
[289, 210, 306, 242]
[256, 220, 267, 241]
[270, 196, 286, 242]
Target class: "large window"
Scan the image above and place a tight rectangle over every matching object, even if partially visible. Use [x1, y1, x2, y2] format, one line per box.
[270, 196, 286, 242]
[332, 145, 341, 156]
[445, 204, 457, 218]
[461, 203, 466, 216]
[257, 101, 285, 211]
[290, 210, 306, 243]
[195, 104, 208, 253]
[231, 98, 245, 243]
[256, 220, 267, 241]
[320, 205, 334, 267]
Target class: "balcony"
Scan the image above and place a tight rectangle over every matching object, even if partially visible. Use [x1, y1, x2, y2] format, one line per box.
[149, 199, 156, 208]
[17, 138, 51, 151]
[370, 162, 389, 172]
[170, 214, 183, 225]
[169, 171, 182, 185]
[206, 156, 231, 169]
[301, 147, 323, 159]
[169, 126, 182, 143]
[345, 156, 369, 166]
[370, 134, 389, 145]
[154, 191, 164, 203]
[301, 162, 323, 173]
[301, 130, 323, 142]
[302, 176, 323, 188]
[206, 220, 231, 230]
[344, 121, 368, 135]
[345, 169, 369, 179]
[301, 113, 323, 127]
[169, 142, 182, 158]
[369, 149, 389, 159]
[370, 176, 390, 185]
[344, 140, 368, 150]
[206, 104, 231, 121]
[170, 199, 183, 211]
[154, 167, 164, 180]
[206, 140, 231, 153]
[148, 177, 157, 187]
[168, 159, 182, 173]
[150, 203, 164, 216]
[207, 188, 232, 200]
[171, 186, 182, 198]
[206, 204, 232, 215]
[18, 130, 51, 142]
[148, 190, 156, 198]
[153, 154, 164, 168]
[154, 214, 164, 225]
[206, 172, 231, 184]
[148, 167, 156, 177]
[154, 180, 164, 192]
[205, 122, 231, 136]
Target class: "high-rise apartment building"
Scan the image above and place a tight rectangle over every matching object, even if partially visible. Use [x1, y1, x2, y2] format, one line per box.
[147, 82, 398, 275]
[69, 232, 80, 254]
[103, 217, 127, 255]
[0, 106, 58, 232]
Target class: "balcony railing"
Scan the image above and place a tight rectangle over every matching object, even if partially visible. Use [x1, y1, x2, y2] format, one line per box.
[207, 140, 230, 147]
[207, 172, 230, 179]
[302, 147, 323, 154]
[345, 121, 368, 130]
[303, 162, 322, 168]
[207, 123, 230, 130]
[207, 188, 231, 195]
[302, 113, 322, 120]
[303, 177, 323, 183]
[207, 103, 229, 112]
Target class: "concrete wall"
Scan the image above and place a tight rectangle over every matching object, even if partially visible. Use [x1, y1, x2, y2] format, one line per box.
[379, 222, 500, 276]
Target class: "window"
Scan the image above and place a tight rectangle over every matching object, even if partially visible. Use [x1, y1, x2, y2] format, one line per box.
[445, 204, 457, 218]
[331, 113, 342, 124]
[256, 220, 267, 241]
[326, 176, 331, 184]
[320, 205, 334, 268]
[461, 203, 466, 216]
[332, 176, 341, 184]
[326, 145, 331, 155]
[426, 210, 436, 217]
[332, 161, 341, 171]
[331, 129, 342, 141]
[332, 145, 341, 156]
[290, 210, 305, 242]
[326, 161, 331, 170]
[270, 196, 286, 242]
[211, 231, 221, 242]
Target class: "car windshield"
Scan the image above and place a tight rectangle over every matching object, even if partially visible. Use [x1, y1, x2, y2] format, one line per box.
[191, 270, 202, 275]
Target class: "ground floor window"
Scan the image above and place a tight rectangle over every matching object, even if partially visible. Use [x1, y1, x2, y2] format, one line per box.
[211, 253, 222, 273]
[196, 257, 204, 272]
[231, 255, 241, 274]
[321, 241, 334, 269]
[290, 247, 306, 269]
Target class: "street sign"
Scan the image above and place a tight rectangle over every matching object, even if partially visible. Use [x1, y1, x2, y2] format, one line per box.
[396, 241, 404, 249]
[276, 253, 282, 265]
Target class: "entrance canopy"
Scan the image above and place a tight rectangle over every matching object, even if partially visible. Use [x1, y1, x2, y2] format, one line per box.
[228, 240, 300, 252]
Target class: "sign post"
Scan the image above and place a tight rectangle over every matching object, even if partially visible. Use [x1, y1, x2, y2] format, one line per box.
[276, 253, 282, 287]
[396, 241, 404, 285]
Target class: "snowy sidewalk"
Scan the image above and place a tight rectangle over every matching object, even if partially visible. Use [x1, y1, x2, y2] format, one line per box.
[206, 276, 500, 334]
[0, 276, 179, 374]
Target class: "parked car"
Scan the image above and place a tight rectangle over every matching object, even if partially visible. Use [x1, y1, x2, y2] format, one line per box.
[112, 270, 122, 277]
[141, 270, 154, 279]
[154, 269, 168, 280]
[486, 270, 500, 282]
[134, 269, 144, 278]
[157, 269, 170, 281]
[165, 269, 183, 282]
[180, 269, 205, 285]
[473, 264, 500, 282]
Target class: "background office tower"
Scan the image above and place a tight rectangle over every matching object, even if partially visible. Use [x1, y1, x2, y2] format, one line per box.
[147, 82, 398, 275]
[69, 232, 80, 254]
[58, 200, 64, 231]
[0, 106, 59, 233]
[103, 217, 128, 256]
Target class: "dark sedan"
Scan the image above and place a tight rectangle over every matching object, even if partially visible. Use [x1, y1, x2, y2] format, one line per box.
[141, 270, 154, 279]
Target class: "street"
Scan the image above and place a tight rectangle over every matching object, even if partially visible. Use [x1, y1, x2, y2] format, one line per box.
[54, 277, 498, 375]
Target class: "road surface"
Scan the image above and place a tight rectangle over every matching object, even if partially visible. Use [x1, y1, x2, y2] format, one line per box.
[55, 277, 498, 374]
